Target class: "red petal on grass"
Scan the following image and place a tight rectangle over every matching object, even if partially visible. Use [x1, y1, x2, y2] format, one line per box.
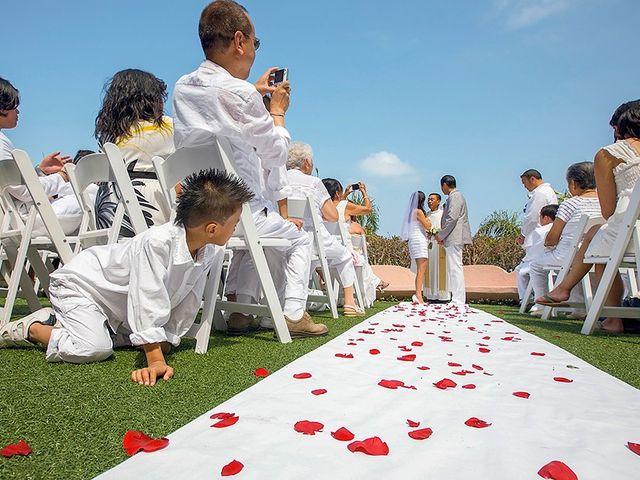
[221, 459, 244, 477]
[369, 348, 381, 355]
[627, 442, 640, 456]
[210, 412, 235, 420]
[406, 419, 420, 428]
[335, 353, 354, 359]
[411, 341, 424, 347]
[211, 415, 240, 428]
[479, 348, 491, 353]
[294, 420, 324, 435]
[122, 430, 169, 456]
[417, 365, 430, 371]
[537, 460, 578, 480]
[472, 364, 484, 371]
[378, 379, 405, 389]
[433, 378, 457, 389]
[331, 427, 355, 441]
[448, 362, 462, 367]
[0, 440, 32, 458]
[464, 417, 491, 428]
[462, 384, 476, 389]
[513, 391, 531, 399]
[347, 437, 389, 456]
[554, 377, 573, 383]
[408, 428, 433, 440]
[397, 354, 416, 362]
[254, 368, 269, 377]
[293, 372, 312, 379]
[531, 352, 546, 356]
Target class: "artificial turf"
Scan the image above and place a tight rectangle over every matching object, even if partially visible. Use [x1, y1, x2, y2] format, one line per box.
[0, 300, 638, 479]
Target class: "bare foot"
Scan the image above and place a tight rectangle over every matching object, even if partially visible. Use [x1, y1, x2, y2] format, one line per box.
[600, 317, 624, 334]
[535, 288, 570, 304]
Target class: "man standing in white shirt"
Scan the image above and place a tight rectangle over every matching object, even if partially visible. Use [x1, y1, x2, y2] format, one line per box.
[426, 193, 443, 228]
[518, 169, 557, 247]
[172, 1, 326, 336]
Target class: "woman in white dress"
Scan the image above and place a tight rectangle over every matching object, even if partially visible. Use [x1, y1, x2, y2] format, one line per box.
[538, 100, 640, 333]
[400, 191, 432, 304]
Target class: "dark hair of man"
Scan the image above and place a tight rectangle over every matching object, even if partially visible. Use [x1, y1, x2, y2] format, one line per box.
[615, 100, 640, 140]
[94, 69, 168, 146]
[0, 77, 19, 116]
[520, 169, 542, 180]
[199, 1, 251, 56]
[540, 204, 559, 220]
[440, 175, 456, 188]
[566, 162, 596, 190]
[429, 192, 441, 202]
[175, 169, 253, 228]
[72, 150, 95, 164]
[417, 191, 427, 215]
[322, 178, 343, 201]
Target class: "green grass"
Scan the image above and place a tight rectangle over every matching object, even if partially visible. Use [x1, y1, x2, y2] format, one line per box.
[0, 300, 638, 479]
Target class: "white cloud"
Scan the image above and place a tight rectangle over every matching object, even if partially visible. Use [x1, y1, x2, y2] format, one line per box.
[491, 0, 576, 30]
[358, 151, 415, 177]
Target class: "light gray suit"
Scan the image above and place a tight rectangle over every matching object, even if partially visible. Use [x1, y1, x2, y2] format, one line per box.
[439, 189, 472, 304]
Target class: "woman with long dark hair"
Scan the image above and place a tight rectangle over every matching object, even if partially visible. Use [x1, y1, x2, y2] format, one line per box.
[400, 191, 432, 303]
[94, 69, 175, 232]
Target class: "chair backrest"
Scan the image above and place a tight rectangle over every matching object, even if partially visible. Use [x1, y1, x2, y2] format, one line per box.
[555, 214, 605, 281]
[5, 150, 74, 263]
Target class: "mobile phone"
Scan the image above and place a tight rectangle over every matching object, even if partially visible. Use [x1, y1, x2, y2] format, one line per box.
[351, 183, 360, 191]
[271, 68, 288, 86]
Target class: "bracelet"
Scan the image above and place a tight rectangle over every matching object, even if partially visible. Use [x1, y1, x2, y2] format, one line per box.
[270, 113, 285, 117]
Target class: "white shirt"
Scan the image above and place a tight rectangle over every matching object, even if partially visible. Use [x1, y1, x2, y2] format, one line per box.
[51, 222, 218, 346]
[522, 223, 552, 264]
[172, 60, 291, 212]
[426, 208, 443, 229]
[522, 183, 557, 242]
[0, 131, 13, 161]
[286, 169, 331, 221]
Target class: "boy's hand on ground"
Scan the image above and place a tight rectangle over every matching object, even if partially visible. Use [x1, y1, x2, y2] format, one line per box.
[131, 361, 174, 386]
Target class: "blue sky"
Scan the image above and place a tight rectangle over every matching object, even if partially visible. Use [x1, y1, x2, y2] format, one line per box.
[3, 0, 639, 235]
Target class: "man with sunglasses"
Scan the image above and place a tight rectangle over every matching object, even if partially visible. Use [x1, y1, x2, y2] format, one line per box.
[173, 1, 327, 337]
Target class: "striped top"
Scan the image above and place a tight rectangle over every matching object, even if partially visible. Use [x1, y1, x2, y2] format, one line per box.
[555, 195, 601, 250]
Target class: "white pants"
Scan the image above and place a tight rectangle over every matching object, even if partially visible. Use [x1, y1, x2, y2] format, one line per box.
[530, 261, 584, 305]
[445, 244, 465, 305]
[228, 209, 311, 319]
[46, 281, 116, 363]
[516, 261, 531, 300]
[316, 227, 355, 288]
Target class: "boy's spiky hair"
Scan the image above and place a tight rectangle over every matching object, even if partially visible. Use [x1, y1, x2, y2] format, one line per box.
[175, 169, 253, 228]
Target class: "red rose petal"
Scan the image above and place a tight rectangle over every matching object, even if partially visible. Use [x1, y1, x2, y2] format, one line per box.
[369, 349, 380, 355]
[0, 440, 32, 458]
[531, 352, 546, 356]
[331, 427, 355, 441]
[397, 354, 416, 362]
[254, 368, 269, 377]
[513, 391, 531, 399]
[210, 412, 235, 420]
[347, 342, 357, 346]
[406, 419, 420, 428]
[452, 370, 467, 376]
[335, 353, 354, 359]
[448, 362, 462, 367]
[462, 384, 476, 389]
[378, 379, 406, 389]
[311, 388, 327, 396]
[417, 366, 430, 371]
[347, 436, 389, 456]
[293, 372, 312, 379]
[553, 377, 573, 383]
[392, 324, 405, 328]
[479, 347, 491, 353]
[464, 417, 491, 428]
[433, 378, 457, 389]
[211, 415, 240, 428]
[482, 336, 491, 340]
[411, 341, 423, 347]
[627, 442, 640, 456]
[408, 428, 433, 440]
[472, 364, 484, 371]
[294, 420, 324, 435]
[221, 459, 244, 477]
[537, 460, 578, 480]
[122, 430, 169, 456]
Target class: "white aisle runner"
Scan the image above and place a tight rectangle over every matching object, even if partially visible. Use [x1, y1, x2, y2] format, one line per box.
[97, 303, 640, 479]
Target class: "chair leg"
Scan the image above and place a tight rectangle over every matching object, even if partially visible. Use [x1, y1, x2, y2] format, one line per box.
[519, 277, 534, 314]
[194, 249, 225, 354]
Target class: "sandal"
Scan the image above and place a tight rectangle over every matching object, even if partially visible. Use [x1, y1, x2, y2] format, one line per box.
[535, 293, 570, 308]
[342, 304, 366, 317]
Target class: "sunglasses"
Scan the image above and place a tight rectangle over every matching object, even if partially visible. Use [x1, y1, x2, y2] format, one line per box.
[242, 32, 260, 50]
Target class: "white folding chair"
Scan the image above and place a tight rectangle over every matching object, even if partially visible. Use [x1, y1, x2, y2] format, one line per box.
[64, 143, 148, 251]
[287, 196, 339, 319]
[324, 221, 366, 309]
[0, 151, 75, 324]
[152, 139, 293, 352]
[539, 215, 604, 320]
[581, 182, 640, 334]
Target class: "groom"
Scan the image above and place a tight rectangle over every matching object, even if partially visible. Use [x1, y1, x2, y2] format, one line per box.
[436, 175, 472, 305]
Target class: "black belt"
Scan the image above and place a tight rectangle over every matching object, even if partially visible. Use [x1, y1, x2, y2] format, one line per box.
[128, 171, 158, 180]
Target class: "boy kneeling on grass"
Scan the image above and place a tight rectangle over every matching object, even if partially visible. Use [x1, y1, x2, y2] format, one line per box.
[0, 169, 253, 385]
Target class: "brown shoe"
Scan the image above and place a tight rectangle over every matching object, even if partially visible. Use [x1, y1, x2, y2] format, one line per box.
[285, 311, 328, 337]
[227, 313, 260, 336]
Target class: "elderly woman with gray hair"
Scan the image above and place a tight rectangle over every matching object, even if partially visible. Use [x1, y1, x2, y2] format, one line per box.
[529, 161, 601, 312]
